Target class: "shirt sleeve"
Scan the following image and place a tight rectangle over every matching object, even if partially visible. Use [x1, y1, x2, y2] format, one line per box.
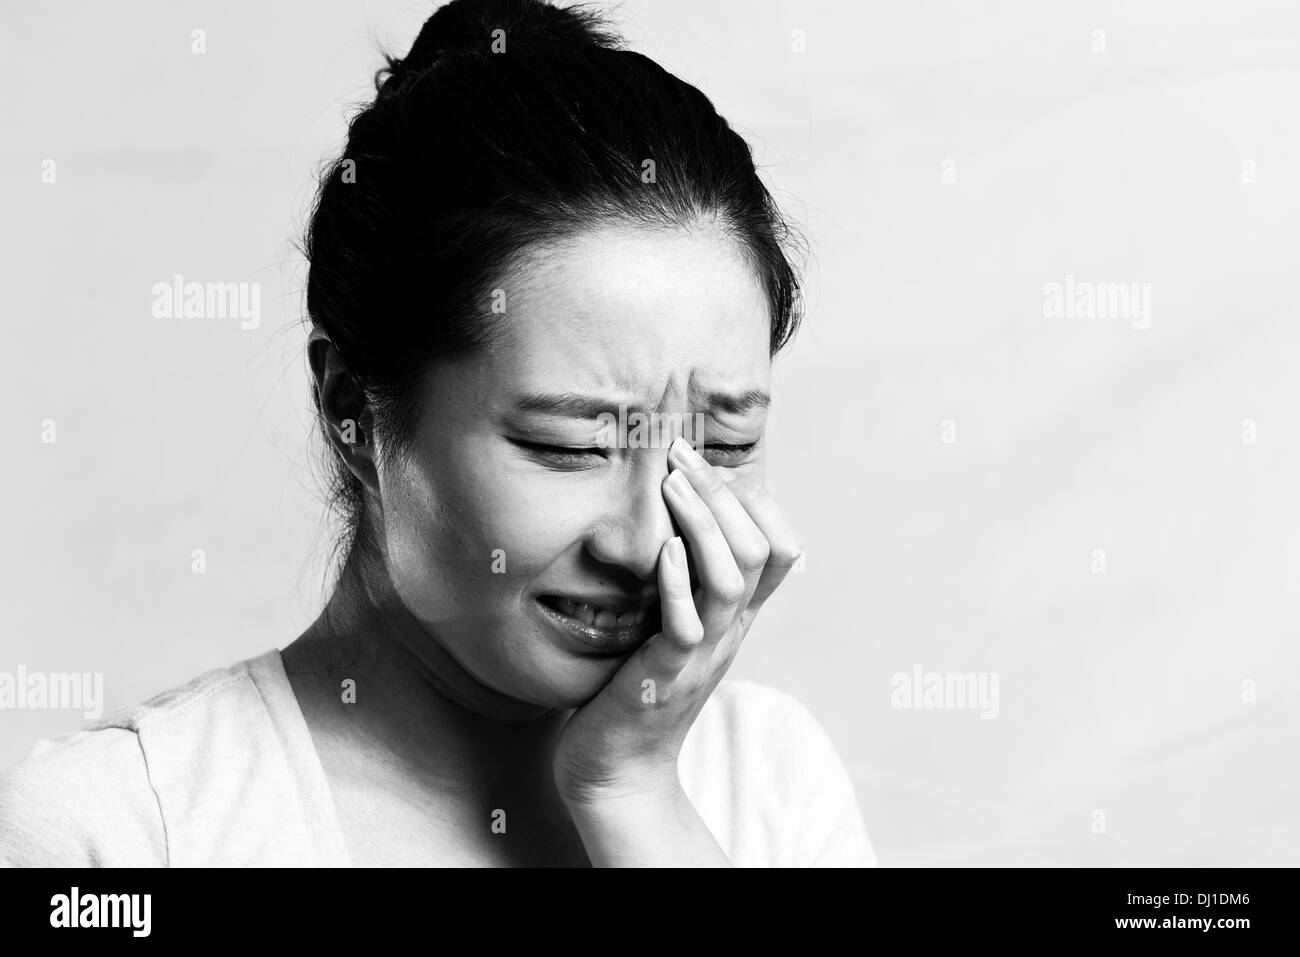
[783, 694, 879, 867]
[0, 728, 168, 867]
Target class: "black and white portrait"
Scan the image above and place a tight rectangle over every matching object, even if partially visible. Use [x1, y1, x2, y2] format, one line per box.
[1, 0, 1296, 878]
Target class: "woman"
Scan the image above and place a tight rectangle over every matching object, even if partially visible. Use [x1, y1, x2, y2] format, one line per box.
[0, 0, 875, 867]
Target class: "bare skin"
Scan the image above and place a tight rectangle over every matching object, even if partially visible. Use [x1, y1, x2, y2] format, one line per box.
[282, 222, 802, 866]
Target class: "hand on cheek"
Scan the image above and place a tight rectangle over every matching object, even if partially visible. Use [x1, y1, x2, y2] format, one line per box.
[552, 436, 802, 805]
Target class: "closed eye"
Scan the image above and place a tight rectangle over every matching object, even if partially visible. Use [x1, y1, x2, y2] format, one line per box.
[509, 438, 606, 470]
[704, 441, 759, 465]
[508, 438, 760, 470]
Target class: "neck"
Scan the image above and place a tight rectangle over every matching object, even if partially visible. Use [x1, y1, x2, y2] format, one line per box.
[282, 540, 570, 790]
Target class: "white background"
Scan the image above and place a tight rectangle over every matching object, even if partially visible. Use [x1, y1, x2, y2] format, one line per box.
[2, 0, 1298, 865]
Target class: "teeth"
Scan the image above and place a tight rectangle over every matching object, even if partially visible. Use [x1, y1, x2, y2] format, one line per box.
[550, 597, 648, 629]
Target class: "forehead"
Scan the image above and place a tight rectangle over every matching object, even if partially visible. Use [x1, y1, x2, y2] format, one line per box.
[485, 224, 772, 401]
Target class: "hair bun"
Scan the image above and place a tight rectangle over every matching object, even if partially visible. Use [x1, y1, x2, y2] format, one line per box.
[379, 0, 619, 91]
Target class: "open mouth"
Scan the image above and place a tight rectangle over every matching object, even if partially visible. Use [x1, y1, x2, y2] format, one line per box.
[536, 595, 661, 656]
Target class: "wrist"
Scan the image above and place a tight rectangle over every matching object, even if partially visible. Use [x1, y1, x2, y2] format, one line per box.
[557, 769, 684, 815]
[560, 778, 730, 868]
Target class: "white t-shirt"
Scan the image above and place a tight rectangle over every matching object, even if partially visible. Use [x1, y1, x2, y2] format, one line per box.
[0, 649, 876, 867]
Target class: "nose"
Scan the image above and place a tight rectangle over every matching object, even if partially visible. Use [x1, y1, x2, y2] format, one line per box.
[583, 456, 677, 583]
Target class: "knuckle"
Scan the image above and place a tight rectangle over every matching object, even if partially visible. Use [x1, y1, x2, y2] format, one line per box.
[737, 537, 771, 572]
[676, 622, 705, 646]
[714, 573, 747, 607]
[772, 541, 803, 568]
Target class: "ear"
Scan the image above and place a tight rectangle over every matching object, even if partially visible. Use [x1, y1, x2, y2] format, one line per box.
[309, 335, 379, 495]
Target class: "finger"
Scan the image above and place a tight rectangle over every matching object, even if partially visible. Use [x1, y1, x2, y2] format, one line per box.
[641, 536, 703, 680]
[667, 437, 770, 603]
[725, 477, 802, 616]
[662, 467, 747, 645]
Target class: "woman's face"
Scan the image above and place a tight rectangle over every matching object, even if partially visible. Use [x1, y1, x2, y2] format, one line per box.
[375, 224, 772, 710]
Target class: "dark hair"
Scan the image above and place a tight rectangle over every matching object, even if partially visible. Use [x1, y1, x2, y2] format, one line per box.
[304, 0, 805, 561]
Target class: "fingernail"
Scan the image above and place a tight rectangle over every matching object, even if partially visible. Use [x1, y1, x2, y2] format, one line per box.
[666, 536, 686, 569]
[670, 435, 705, 469]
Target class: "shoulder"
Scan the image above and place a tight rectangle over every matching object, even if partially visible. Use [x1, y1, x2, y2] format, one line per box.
[0, 723, 163, 866]
[680, 678, 878, 868]
[685, 678, 845, 773]
[0, 651, 320, 867]
[86, 652, 285, 761]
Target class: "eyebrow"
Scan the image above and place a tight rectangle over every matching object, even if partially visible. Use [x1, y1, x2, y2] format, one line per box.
[510, 388, 770, 418]
[703, 388, 770, 416]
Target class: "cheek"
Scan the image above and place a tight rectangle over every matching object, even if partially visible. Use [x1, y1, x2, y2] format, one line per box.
[376, 448, 584, 602]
